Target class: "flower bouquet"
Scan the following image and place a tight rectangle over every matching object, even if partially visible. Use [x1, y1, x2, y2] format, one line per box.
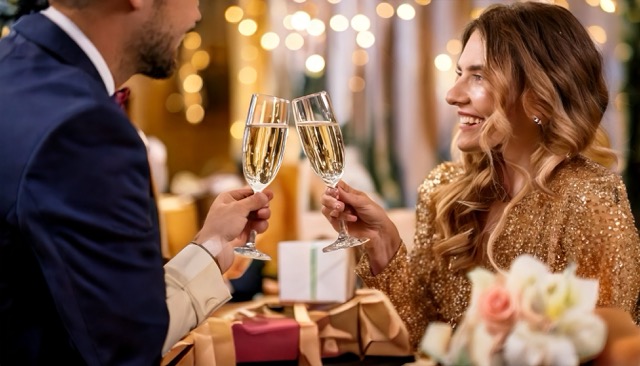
[420, 255, 607, 366]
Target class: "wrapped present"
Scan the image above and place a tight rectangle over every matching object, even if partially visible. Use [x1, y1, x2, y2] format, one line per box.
[309, 289, 413, 358]
[220, 299, 322, 366]
[161, 317, 236, 366]
[278, 240, 356, 303]
[162, 290, 412, 366]
[232, 317, 300, 362]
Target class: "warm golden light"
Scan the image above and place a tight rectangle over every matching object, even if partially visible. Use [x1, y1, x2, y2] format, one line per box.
[356, 31, 375, 49]
[183, 74, 203, 93]
[434, 54, 453, 71]
[586, 0, 599, 6]
[179, 63, 196, 80]
[1, 26, 10, 38]
[285, 33, 305, 50]
[238, 19, 258, 36]
[554, 0, 570, 9]
[376, 2, 394, 18]
[245, 0, 267, 17]
[446, 39, 462, 55]
[182, 32, 201, 50]
[614, 42, 632, 62]
[349, 76, 366, 92]
[470, 7, 484, 19]
[330, 14, 349, 32]
[305, 54, 325, 74]
[231, 120, 245, 140]
[397, 3, 416, 20]
[352, 49, 369, 66]
[241, 45, 259, 61]
[165, 93, 184, 113]
[224, 6, 244, 23]
[327, 0, 341, 3]
[184, 92, 203, 106]
[260, 32, 280, 50]
[186, 105, 205, 124]
[291, 11, 311, 31]
[351, 14, 371, 32]
[587, 25, 607, 44]
[191, 50, 210, 70]
[415, 0, 431, 4]
[238, 67, 258, 84]
[307, 19, 326, 36]
[600, 0, 616, 13]
[283, 15, 293, 30]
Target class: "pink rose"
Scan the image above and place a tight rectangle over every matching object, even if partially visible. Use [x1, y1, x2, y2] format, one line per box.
[478, 285, 518, 336]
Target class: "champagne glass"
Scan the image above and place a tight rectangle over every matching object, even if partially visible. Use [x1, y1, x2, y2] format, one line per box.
[236, 93, 290, 260]
[292, 91, 369, 253]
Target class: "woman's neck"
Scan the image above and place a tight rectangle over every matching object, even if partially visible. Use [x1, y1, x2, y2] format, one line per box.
[500, 140, 538, 198]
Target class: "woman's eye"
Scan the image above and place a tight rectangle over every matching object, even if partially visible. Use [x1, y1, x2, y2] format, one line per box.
[472, 74, 483, 81]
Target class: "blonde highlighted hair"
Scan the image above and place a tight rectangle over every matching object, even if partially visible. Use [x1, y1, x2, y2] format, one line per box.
[431, 1, 617, 271]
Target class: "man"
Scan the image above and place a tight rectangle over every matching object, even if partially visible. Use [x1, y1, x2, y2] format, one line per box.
[0, 0, 273, 364]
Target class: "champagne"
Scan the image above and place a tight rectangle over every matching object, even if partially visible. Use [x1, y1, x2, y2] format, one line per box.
[242, 124, 288, 192]
[296, 121, 344, 186]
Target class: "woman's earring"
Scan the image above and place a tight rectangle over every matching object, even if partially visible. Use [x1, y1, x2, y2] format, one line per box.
[532, 115, 542, 126]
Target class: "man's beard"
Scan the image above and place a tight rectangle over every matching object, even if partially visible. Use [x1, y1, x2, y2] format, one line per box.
[133, 16, 178, 79]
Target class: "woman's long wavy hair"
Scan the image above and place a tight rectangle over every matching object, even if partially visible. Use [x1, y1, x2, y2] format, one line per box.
[430, 2, 617, 271]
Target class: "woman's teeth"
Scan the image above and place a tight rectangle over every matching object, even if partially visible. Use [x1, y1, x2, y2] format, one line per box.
[459, 116, 484, 126]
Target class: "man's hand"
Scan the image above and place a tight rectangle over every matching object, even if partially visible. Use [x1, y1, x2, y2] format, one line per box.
[194, 187, 273, 272]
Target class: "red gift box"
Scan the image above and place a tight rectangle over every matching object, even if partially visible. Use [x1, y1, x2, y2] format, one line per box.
[232, 316, 300, 363]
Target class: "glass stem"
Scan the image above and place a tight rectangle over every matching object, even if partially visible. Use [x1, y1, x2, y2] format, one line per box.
[246, 229, 257, 248]
[337, 219, 350, 240]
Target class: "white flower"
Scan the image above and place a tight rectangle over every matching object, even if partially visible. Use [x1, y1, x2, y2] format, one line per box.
[556, 310, 606, 362]
[419, 322, 452, 364]
[419, 254, 608, 366]
[503, 322, 578, 366]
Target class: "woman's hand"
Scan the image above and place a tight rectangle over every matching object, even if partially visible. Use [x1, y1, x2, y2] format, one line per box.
[320, 180, 402, 274]
[593, 307, 640, 366]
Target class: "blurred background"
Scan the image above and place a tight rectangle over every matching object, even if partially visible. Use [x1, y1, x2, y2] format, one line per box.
[2, 0, 639, 281]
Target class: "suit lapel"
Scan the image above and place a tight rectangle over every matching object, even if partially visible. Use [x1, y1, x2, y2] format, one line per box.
[12, 13, 103, 86]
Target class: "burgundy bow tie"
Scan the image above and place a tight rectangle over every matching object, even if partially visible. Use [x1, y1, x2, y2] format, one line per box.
[113, 87, 130, 111]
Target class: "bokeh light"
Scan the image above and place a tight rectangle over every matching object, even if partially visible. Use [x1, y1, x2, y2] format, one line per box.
[285, 33, 305, 50]
[260, 32, 280, 50]
[330, 14, 349, 32]
[376, 2, 394, 18]
[434, 54, 453, 71]
[238, 19, 258, 36]
[397, 3, 416, 20]
[224, 6, 244, 23]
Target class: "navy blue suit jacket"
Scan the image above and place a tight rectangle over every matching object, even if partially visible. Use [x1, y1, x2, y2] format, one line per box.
[0, 14, 168, 365]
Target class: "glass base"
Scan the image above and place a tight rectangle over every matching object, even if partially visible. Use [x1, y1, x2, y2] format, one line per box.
[234, 245, 272, 261]
[322, 236, 369, 253]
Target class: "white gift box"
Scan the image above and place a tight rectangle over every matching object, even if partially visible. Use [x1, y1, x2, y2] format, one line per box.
[278, 240, 356, 303]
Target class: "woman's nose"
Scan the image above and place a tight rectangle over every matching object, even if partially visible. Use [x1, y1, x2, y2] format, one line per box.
[445, 80, 467, 106]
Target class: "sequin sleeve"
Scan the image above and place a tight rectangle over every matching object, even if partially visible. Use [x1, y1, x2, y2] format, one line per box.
[355, 162, 463, 348]
[560, 172, 640, 322]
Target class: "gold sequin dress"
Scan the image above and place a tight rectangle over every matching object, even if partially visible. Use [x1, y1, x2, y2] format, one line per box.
[355, 155, 640, 349]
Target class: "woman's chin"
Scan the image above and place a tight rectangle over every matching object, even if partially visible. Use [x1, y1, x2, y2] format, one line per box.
[457, 141, 481, 153]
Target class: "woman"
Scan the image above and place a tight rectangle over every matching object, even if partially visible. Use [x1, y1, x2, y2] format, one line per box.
[321, 1, 640, 351]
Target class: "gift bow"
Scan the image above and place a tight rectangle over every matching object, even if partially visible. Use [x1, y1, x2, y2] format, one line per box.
[311, 312, 358, 356]
[223, 300, 323, 366]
